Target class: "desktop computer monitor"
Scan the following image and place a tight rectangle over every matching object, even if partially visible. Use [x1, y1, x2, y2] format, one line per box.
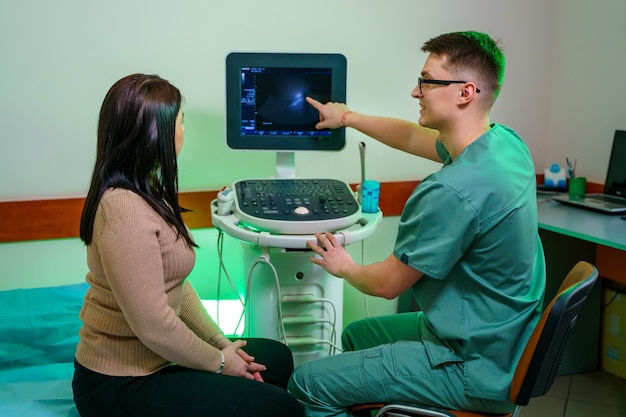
[225, 52, 347, 178]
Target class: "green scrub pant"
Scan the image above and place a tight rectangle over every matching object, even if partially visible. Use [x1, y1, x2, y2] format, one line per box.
[288, 312, 514, 417]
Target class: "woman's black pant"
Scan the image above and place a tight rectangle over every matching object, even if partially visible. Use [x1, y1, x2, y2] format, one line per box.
[72, 338, 303, 417]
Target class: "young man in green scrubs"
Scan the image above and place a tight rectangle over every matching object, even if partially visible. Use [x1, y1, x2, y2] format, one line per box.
[288, 31, 546, 416]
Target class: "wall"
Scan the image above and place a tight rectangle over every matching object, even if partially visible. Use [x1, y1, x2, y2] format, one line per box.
[2, 0, 624, 324]
[549, 0, 626, 184]
[0, 0, 555, 202]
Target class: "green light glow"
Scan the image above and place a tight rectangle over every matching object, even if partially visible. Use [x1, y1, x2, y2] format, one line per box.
[201, 299, 245, 337]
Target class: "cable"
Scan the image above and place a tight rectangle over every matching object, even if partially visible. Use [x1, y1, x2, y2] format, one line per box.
[283, 317, 338, 353]
[281, 295, 339, 354]
[216, 222, 346, 354]
[215, 230, 246, 334]
[240, 253, 340, 352]
[245, 255, 288, 344]
[319, 298, 338, 354]
[285, 336, 343, 353]
[359, 239, 370, 318]
[216, 230, 223, 326]
[216, 230, 245, 305]
[601, 283, 626, 311]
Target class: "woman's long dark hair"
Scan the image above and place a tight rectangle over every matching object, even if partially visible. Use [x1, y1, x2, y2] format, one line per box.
[80, 74, 196, 247]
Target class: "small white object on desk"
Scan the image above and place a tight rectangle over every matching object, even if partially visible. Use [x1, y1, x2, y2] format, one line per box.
[544, 163, 567, 189]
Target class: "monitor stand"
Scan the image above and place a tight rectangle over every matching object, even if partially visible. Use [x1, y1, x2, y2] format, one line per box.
[276, 151, 296, 179]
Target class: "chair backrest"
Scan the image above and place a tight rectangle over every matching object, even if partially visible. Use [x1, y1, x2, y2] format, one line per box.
[509, 261, 598, 406]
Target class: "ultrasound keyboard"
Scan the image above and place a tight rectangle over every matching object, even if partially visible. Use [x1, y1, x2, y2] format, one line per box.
[232, 178, 361, 234]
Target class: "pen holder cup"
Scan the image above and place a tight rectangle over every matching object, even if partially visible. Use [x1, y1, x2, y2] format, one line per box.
[568, 177, 587, 198]
[361, 180, 380, 214]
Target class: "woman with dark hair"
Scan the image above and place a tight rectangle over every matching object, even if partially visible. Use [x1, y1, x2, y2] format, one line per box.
[73, 74, 303, 417]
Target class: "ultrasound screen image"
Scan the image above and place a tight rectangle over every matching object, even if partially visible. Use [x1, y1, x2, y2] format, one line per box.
[240, 67, 332, 137]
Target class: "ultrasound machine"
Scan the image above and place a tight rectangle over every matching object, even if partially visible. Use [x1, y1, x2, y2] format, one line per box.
[211, 52, 382, 364]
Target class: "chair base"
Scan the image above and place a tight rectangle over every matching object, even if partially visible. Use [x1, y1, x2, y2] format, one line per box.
[350, 403, 515, 417]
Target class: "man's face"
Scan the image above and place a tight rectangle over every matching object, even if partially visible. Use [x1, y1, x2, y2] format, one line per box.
[412, 53, 460, 130]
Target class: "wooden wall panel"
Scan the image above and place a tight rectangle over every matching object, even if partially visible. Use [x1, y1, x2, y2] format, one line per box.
[0, 177, 595, 244]
[0, 181, 418, 243]
[0, 198, 84, 243]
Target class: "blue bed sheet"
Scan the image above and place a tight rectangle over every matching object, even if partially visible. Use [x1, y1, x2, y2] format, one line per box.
[0, 283, 87, 417]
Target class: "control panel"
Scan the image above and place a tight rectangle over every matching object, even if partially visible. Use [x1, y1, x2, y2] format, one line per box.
[232, 178, 361, 234]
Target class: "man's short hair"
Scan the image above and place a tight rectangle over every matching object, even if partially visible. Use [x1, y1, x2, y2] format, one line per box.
[421, 31, 505, 99]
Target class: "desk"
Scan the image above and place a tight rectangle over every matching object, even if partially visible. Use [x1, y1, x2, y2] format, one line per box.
[537, 197, 626, 374]
[538, 197, 626, 251]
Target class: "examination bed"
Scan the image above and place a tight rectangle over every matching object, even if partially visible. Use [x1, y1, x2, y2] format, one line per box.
[0, 283, 85, 417]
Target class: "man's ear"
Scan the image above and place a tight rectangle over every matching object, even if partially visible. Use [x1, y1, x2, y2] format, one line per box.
[459, 83, 479, 102]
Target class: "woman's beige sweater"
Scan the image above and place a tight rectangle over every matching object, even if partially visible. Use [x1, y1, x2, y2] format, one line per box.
[75, 188, 229, 376]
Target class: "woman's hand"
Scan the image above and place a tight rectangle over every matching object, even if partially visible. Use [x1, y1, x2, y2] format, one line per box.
[221, 340, 266, 382]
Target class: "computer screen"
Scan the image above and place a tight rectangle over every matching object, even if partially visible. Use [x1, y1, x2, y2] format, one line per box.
[225, 52, 347, 152]
[605, 130, 626, 194]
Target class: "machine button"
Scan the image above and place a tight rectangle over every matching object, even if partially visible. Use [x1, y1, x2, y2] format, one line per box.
[294, 206, 310, 215]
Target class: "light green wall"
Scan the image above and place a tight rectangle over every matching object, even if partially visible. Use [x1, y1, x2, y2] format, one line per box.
[548, 0, 626, 184]
[2, 0, 626, 327]
[0, 0, 559, 202]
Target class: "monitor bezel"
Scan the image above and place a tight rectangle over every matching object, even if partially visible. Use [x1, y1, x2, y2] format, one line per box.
[225, 52, 347, 151]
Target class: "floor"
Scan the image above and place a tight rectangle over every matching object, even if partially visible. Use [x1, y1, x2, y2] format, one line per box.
[520, 370, 626, 416]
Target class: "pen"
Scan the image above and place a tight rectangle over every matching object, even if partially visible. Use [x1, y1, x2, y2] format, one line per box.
[565, 157, 576, 179]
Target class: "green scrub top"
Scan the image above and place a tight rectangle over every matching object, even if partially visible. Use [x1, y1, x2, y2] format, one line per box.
[394, 124, 546, 401]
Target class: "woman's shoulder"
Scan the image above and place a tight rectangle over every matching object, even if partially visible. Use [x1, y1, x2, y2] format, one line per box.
[100, 188, 157, 218]
[102, 187, 142, 205]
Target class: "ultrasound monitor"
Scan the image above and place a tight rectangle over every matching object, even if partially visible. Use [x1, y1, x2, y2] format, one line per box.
[225, 52, 347, 178]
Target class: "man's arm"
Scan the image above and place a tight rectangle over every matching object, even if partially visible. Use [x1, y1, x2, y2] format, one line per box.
[306, 97, 442, 162]
[308, 232, 423, 300]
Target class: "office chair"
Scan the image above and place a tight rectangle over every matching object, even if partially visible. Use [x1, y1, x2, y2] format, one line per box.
[350, 260, 599, 417]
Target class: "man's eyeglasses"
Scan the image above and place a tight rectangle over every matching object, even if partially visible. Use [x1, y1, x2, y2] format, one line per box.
[417, 77, 481, 95]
